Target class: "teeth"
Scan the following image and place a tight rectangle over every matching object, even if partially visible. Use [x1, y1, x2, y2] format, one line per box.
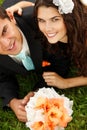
[47, 33, 56, 37]
[9, 44, 14, 50]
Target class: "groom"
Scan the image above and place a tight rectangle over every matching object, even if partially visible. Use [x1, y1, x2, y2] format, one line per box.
[0, 0, 42, 122]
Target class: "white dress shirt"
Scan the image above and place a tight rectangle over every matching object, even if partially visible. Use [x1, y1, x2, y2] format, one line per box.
[9, 29, 30, 64]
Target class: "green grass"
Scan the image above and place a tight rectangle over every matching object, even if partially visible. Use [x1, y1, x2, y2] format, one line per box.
[0, 71, 87, 130]
[0, 0, 87, 129]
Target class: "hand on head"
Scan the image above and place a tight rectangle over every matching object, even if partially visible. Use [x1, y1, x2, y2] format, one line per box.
[6, 1, 35, 18]
[6, 6, 23, 17]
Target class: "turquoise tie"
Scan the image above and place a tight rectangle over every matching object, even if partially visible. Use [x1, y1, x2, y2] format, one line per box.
[16, 52, 35, 70]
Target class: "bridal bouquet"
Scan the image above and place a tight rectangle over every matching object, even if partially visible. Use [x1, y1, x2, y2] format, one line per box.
[25, 87, 73, 130]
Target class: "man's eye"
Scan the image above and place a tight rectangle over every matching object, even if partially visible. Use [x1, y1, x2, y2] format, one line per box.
[2, 27, 7, 35]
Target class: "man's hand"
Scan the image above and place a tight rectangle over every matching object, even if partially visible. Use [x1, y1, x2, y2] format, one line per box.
[9, 92, 34, 122]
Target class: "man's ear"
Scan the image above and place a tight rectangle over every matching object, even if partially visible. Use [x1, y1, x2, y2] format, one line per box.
[7, 11, 16, 24]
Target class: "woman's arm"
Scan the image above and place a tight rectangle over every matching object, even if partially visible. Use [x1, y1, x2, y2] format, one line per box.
[64, 76, 87, 88]
[6, 1, 34, 16]
[43, 72, 87, 89]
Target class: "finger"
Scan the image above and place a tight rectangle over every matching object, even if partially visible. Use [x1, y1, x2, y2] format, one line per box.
[28, 2, 35, 6]
[18, 104, 26, 111]
[6, 10, 14, 18]
[17, 111, 27, 122]
[47, 82, 53, 86]
[44, 76, 52, 82]
[17, 106, 27, 122]
[31, 3, 35, 6]
[46, 80, 55, 86]
[19, 117, 27, 122]
[18, 8, 23, 15]
[43, 75, 53, 80]
[43, 72, 55, 76]
[22, 92, 34, 105]
[24, 91, 34, 100]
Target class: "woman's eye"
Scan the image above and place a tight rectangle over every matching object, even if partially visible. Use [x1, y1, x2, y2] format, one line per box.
[52, 18, 59, 22]
[38, 19, 45, 23]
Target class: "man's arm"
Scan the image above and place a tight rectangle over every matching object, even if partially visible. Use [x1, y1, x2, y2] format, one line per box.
[0, 69, 34, 122]
[0, 72, 19, 107]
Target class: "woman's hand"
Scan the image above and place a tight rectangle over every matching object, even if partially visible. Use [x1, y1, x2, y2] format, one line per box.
[6, 6, 22, 16]
[43, 72, 68, 89]
[6, 1, 34, 16]
[43, 72, 87, 89]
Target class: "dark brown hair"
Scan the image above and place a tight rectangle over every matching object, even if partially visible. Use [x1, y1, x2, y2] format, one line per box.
[0, 6, 10, 19]
[34, 0, 87, 76]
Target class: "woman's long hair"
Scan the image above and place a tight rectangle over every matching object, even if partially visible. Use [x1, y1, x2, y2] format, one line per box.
[34, 0, 87, 76]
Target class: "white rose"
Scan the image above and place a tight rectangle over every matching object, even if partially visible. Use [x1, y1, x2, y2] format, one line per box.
[53, 0, 74, 14]
[80, 0, 87, 6]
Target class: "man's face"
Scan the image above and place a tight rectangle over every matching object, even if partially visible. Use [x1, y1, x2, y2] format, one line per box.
[0, 18, 23, 55]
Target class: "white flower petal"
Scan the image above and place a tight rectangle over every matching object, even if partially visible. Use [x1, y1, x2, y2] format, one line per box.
[25, 87, 73, 130]
[53, 0, 74, 14]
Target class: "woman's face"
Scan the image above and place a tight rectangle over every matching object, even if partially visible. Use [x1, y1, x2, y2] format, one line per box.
[37, 6, 68, 44]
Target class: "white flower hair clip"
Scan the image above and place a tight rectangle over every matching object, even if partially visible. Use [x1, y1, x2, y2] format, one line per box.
[53, 0, 74, 14]
[80, 0, 87, 6]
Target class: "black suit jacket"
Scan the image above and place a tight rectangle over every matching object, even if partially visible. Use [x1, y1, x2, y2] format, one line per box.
[0, 15, 42, 107]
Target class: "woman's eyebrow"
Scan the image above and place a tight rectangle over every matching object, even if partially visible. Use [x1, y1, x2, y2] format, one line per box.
[49, 15, 61, 20]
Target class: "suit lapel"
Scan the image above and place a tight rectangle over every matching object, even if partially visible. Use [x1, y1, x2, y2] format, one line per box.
[16, 17, 43, 71]
[0, 55, 27, 74]
[29, 38, 42, 71]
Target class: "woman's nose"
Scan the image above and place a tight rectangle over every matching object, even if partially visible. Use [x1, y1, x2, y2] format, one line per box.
[45, 22, 52, 31]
